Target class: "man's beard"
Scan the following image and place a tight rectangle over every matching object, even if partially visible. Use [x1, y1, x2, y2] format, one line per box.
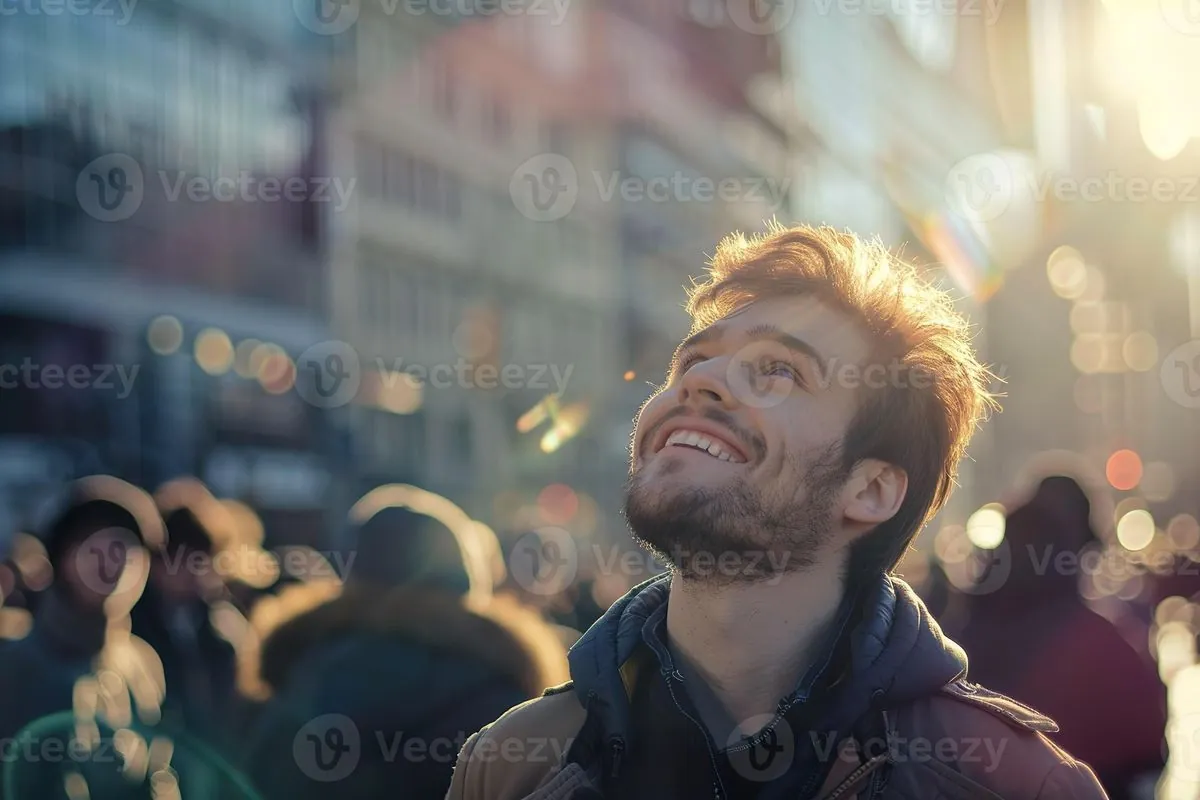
[622, 442, 847, 587]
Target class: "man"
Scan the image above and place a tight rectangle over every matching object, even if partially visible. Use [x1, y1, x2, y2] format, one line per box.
[0, 475, 166, 800]
[244, 484, 569, 800]
[953, 472, 1165, 799]
[446, 225, 1108, 799]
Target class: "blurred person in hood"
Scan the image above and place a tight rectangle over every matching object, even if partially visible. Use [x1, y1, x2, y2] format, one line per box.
[0, 476, 167, 799]
[447, 225, 1107, 800]
[953, 470, 1166, 800]
[243, 484, 569, 800]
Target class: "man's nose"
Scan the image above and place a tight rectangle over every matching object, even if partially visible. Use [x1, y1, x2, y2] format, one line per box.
[678, 358, 735, 409]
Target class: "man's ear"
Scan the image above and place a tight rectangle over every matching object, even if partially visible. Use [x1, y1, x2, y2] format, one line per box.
[842, 459, 908, 526]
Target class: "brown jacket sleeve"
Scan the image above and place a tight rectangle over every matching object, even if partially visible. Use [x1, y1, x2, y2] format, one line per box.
[1036, 760, 1110, 800]
[446, 726, 488, 800]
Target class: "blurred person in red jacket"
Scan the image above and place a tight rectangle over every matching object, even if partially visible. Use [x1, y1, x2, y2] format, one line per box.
[953, 471, 1166, 799]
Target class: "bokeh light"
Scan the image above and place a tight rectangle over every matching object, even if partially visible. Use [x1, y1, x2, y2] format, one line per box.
[1116, 508, 1155, 551]
[258, 349, 296, 395]
[537, 483, 579, 526]
[1070, 335, 1106, 374]
[1106, 449, 1143, 490]
[234, 339, 263, 378]
[1167, 514, 1200, 551]
[1122, 331, 1158, 372]
[147, 315, 183, 355]
[194, 328, 234, 375]
[966, 504, 1006, 549]
[1047, 246, 1088, 299]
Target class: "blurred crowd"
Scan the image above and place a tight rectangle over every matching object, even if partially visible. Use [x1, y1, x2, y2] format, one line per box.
[0, 456, 1191, 800]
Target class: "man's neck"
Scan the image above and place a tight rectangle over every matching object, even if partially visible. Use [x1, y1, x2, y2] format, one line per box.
[664, 563, 846, 744]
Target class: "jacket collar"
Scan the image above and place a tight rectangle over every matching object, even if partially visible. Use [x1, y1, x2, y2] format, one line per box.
[566, 571, 968, 747]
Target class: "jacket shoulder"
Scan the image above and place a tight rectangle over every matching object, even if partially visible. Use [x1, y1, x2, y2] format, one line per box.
[447, 690, 586, 800]
[939, 679, 1059, 733]
[889, 681, 1106, 800]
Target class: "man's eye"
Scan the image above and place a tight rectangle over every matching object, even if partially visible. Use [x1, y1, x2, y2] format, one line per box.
[676, 352, 704, 373]
[758, 360, 801, 382]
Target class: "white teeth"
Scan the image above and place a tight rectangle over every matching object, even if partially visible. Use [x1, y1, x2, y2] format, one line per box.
[663, 428, 742, 462]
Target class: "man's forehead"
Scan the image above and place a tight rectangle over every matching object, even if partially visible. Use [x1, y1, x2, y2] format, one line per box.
[695, 296, 871, 360]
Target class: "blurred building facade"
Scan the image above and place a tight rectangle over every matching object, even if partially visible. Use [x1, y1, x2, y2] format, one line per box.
[0, 0, 354, 549]
[324, 0, 788, 550]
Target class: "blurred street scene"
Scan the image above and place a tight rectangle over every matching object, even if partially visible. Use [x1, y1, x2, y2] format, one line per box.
[0, 0, 1199, 798]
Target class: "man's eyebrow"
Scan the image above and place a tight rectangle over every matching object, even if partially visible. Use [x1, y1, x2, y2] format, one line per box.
[677, 325, 725, 352]
[743, 324, 827, 374]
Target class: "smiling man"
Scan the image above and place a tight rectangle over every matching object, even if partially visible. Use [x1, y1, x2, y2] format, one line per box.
[447, 225, 1108, 800]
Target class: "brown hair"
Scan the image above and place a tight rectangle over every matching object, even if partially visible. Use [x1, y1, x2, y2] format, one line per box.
[686, 223, 999, 579]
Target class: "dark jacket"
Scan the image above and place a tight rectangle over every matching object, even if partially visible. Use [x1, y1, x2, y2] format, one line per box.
[0, 589, 165, 800]
[243, 582, 570, 800]
[447, 573, 1108, 800]
[128, 582, 243, 745]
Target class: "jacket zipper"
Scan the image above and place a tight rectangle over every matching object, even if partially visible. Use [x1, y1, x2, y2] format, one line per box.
[609, 737, 624, 780]
[663, 669, 728, 800]
[816, 753, 889, 800]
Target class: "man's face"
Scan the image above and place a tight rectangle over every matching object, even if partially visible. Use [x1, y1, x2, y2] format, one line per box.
[625, 295, 873, 585]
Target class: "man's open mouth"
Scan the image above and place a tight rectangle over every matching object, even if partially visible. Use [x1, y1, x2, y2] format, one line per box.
[660, 428, 747, 463]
